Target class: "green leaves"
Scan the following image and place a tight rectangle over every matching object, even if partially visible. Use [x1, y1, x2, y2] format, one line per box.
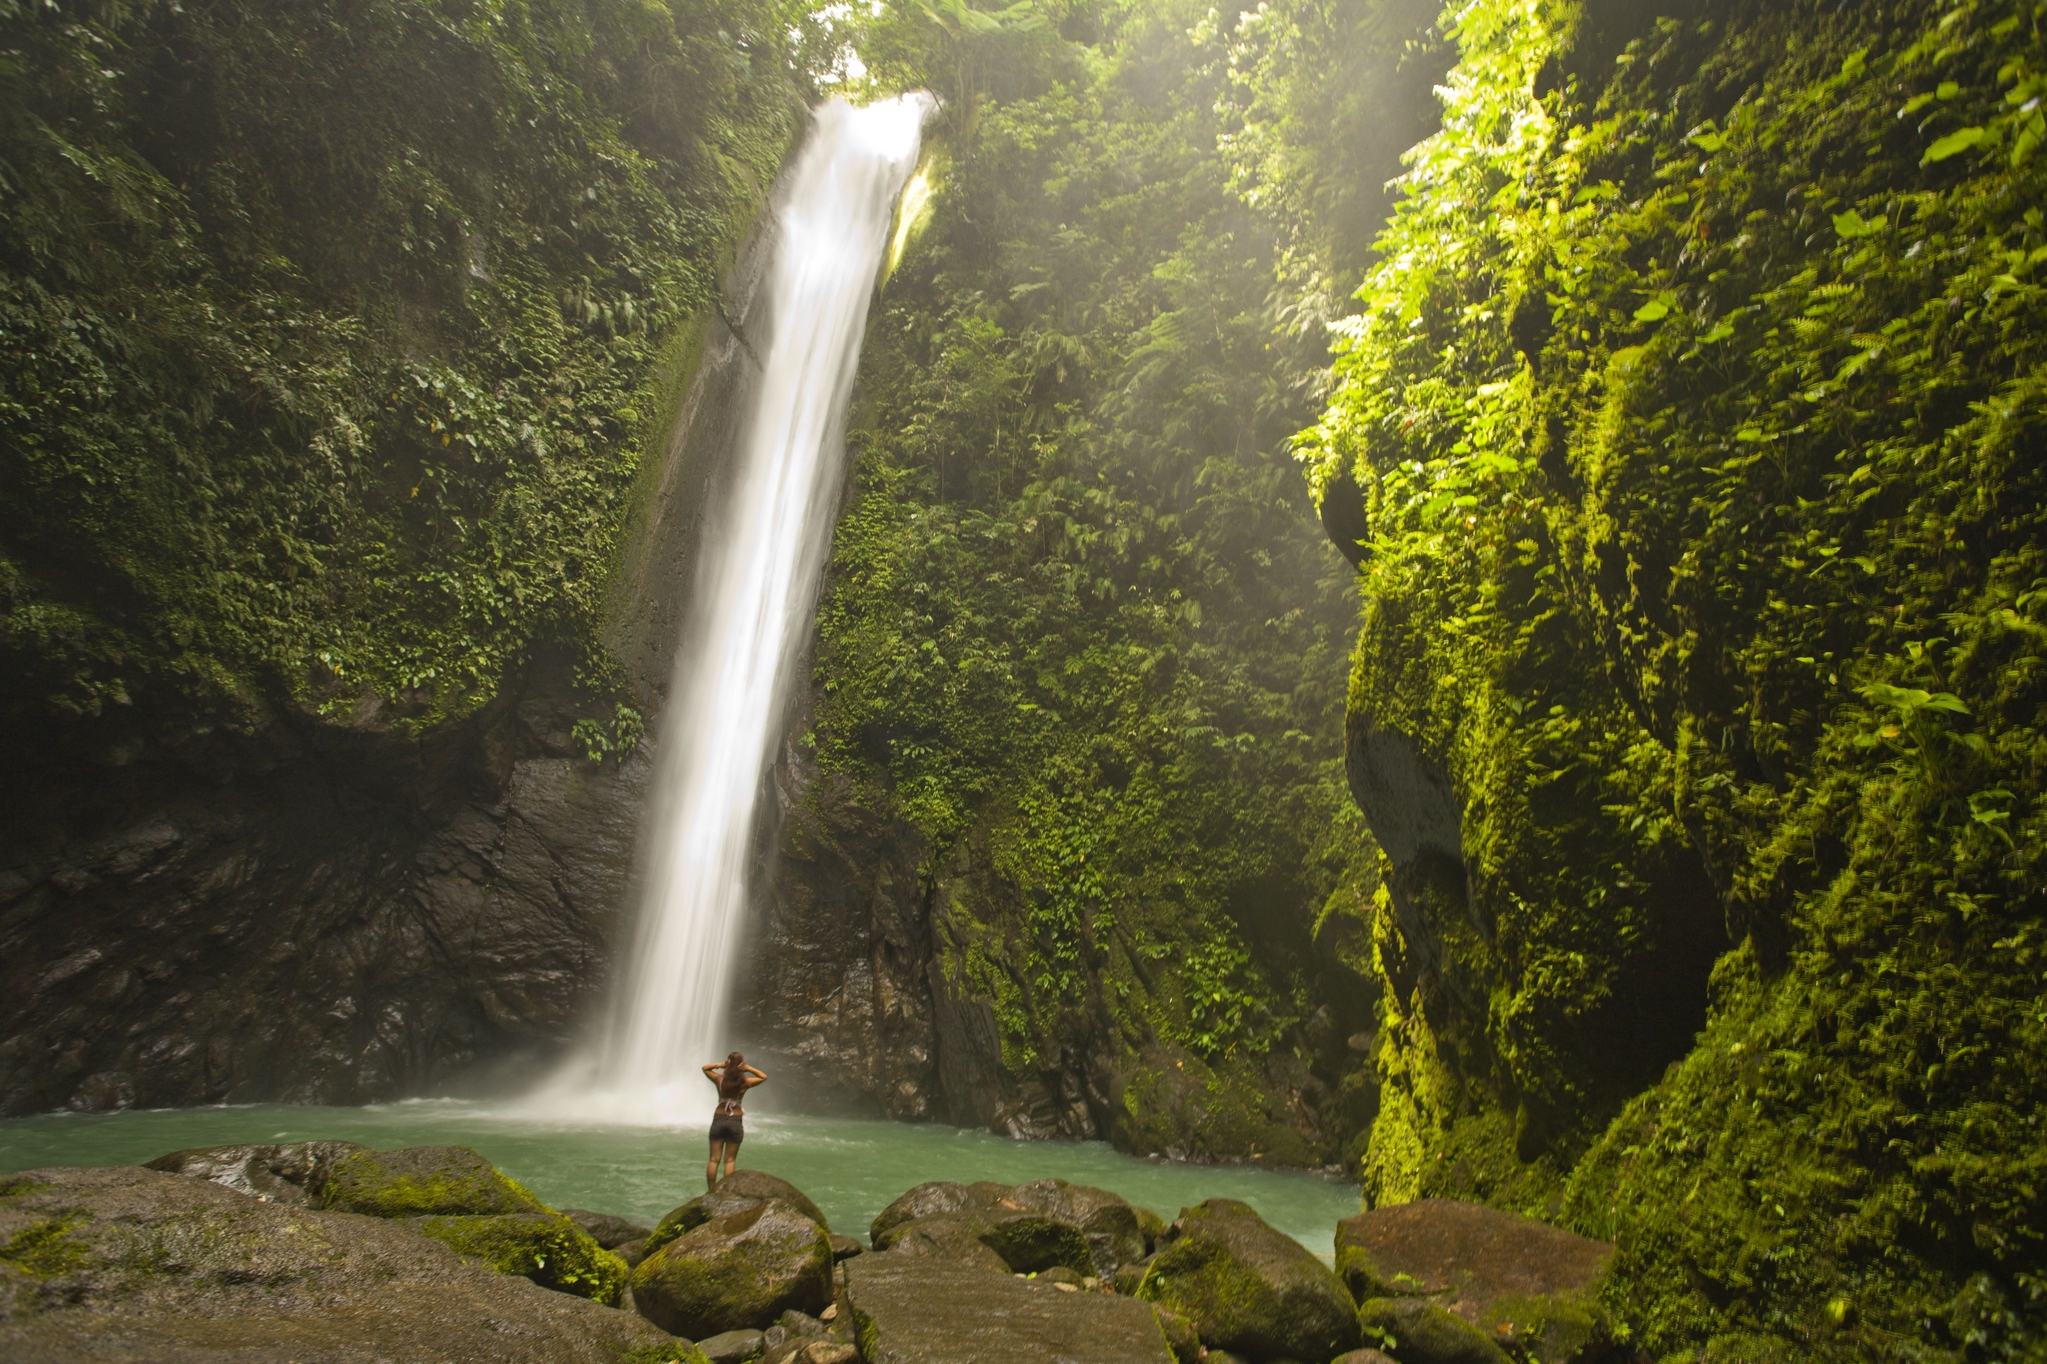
[1633, 292, 1676, 323]
[1859, 681, 1970, 717]
[1923, 125, 1989, 164]
[1831, 209, 1881, 239]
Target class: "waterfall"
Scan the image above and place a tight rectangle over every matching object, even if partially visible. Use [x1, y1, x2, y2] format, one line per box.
[581, 94, 931, 1110]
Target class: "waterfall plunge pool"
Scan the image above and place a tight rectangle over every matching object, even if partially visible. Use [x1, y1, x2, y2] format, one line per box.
[0, 1103, 1360, 1258]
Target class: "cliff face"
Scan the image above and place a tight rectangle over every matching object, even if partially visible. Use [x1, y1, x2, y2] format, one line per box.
[0, 654, 645, 1112]
[0, 0, 809, 1115]
[1307, 0, 2047, 1351]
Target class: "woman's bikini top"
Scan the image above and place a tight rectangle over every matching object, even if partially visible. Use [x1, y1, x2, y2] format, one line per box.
[715, 1070, 747, 1117]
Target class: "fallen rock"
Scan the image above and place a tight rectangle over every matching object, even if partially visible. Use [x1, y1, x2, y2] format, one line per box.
[319, 1144, 551, 1218]
[876, 1212, 1012, 1273]
[869, 1180, 1012, 1244]
[881, 1208, 1092, 1276]
[828, 1233, 865, 1260]
[411, 1212, 627, 1303]
[632, 1197, 833, 1339]
[647, 1171, 831, 1257]
[778, 1308, 829, 1338]
[562, 1207, 655, 1249]
[144, 1142, 364, 1206]
[1332, 1351, 1400, 1364]
[696, 1327, 767, 1363]
[1335, 1200, 1615, 1364]
[617, 1236, 652, 1268]
[871, 1179, 1145, 1275]
[1006, 1179, 1148, 1275]
[843, 1252, 1178, 1363]
[1136, 1199, 1359, 1361]
[0, 1165, 689, 1363]
[1357, 1296, 1512, 1364]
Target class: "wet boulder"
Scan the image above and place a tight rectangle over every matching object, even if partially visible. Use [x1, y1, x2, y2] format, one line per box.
[412, 1212, 628, 1304]
[145, 1141, 365, 1205]
[318, 1144, 552, 1218]
[882, 1207, 1093, 1276]
[843, 1251, 1177, 1364]
[646, 1171, 830, 1257]
[1136, 1198, 1360, 1362]
[632, 1197, 833, 1339]
[869, 1180, 1010, 1244]
[878, 1212, 1013, 1273]
[1356, 1296, 1512, 1364]
[0, 1165, 687, 1363]
[1335, 1200, 1615, 1364]
[871, 1179, 1120, 1277]
[1006, 1178, 1148, 1275]
[561, 1207, 654, 1249]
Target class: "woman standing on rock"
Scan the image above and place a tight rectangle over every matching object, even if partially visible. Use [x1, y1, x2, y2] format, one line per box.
[702, 1051, 765, 1189]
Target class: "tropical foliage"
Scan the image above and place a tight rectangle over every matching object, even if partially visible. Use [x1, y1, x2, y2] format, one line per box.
[1301, 0, 2047, 1351]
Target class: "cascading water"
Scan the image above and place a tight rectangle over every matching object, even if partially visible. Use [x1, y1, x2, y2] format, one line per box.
[567, 94, 932, 1113]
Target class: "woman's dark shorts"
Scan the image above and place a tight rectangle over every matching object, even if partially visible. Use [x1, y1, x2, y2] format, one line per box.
[709, 1113, 744, 1146]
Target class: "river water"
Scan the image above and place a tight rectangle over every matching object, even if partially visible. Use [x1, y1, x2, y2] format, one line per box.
[0, 1104, 1358, 1257]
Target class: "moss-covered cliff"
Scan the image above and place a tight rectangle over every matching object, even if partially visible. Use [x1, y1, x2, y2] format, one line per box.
[1, 0, 813, 752]
[1303, 0, 2047, 1352]
[0, 0, 818, 1112]
[736, 0, 1445, 1162]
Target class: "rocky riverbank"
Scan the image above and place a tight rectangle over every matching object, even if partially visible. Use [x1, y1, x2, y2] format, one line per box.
[1, 1142, 1627, 1364]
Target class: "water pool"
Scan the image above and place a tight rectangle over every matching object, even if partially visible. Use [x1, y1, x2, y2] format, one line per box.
[0, 1102, 1360, 1258]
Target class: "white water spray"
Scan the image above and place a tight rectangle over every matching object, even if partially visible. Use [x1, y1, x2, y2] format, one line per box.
[563, 94, 931, 1115]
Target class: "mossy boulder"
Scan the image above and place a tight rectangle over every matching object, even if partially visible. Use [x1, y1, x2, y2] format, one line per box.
[319, 1145, 551, 1218]
[868, 1179, 1010, 1245]
[646, 1171, 829, 1258]
[414, 1212, 628, 1304]
[1006, 1178, 1148, 1275]
[1335, 1200, 1615, 1364]
[631, 1197, 832, 1340]
[870, 1178, 1123, 1276]
[1136, 1198, 1359, 1362]
[1357, 1296, 1511, 1364]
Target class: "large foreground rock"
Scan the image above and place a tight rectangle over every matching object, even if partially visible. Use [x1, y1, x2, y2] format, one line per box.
[1137, 1198, 1359, 1362]
[1336, 1200, 1615, 1363]
[632, 1196, 832, 1339]
[0, 1165, 688, 1363]
[147, 1140, 624, 1302]
[843, 1252, 1177, 1364]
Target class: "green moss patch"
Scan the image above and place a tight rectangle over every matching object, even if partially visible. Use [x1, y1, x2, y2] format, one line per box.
[320, 1146, 549, 1219]
[0, 1213, 94, 1279]
[414, 1213, 626, 1305]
